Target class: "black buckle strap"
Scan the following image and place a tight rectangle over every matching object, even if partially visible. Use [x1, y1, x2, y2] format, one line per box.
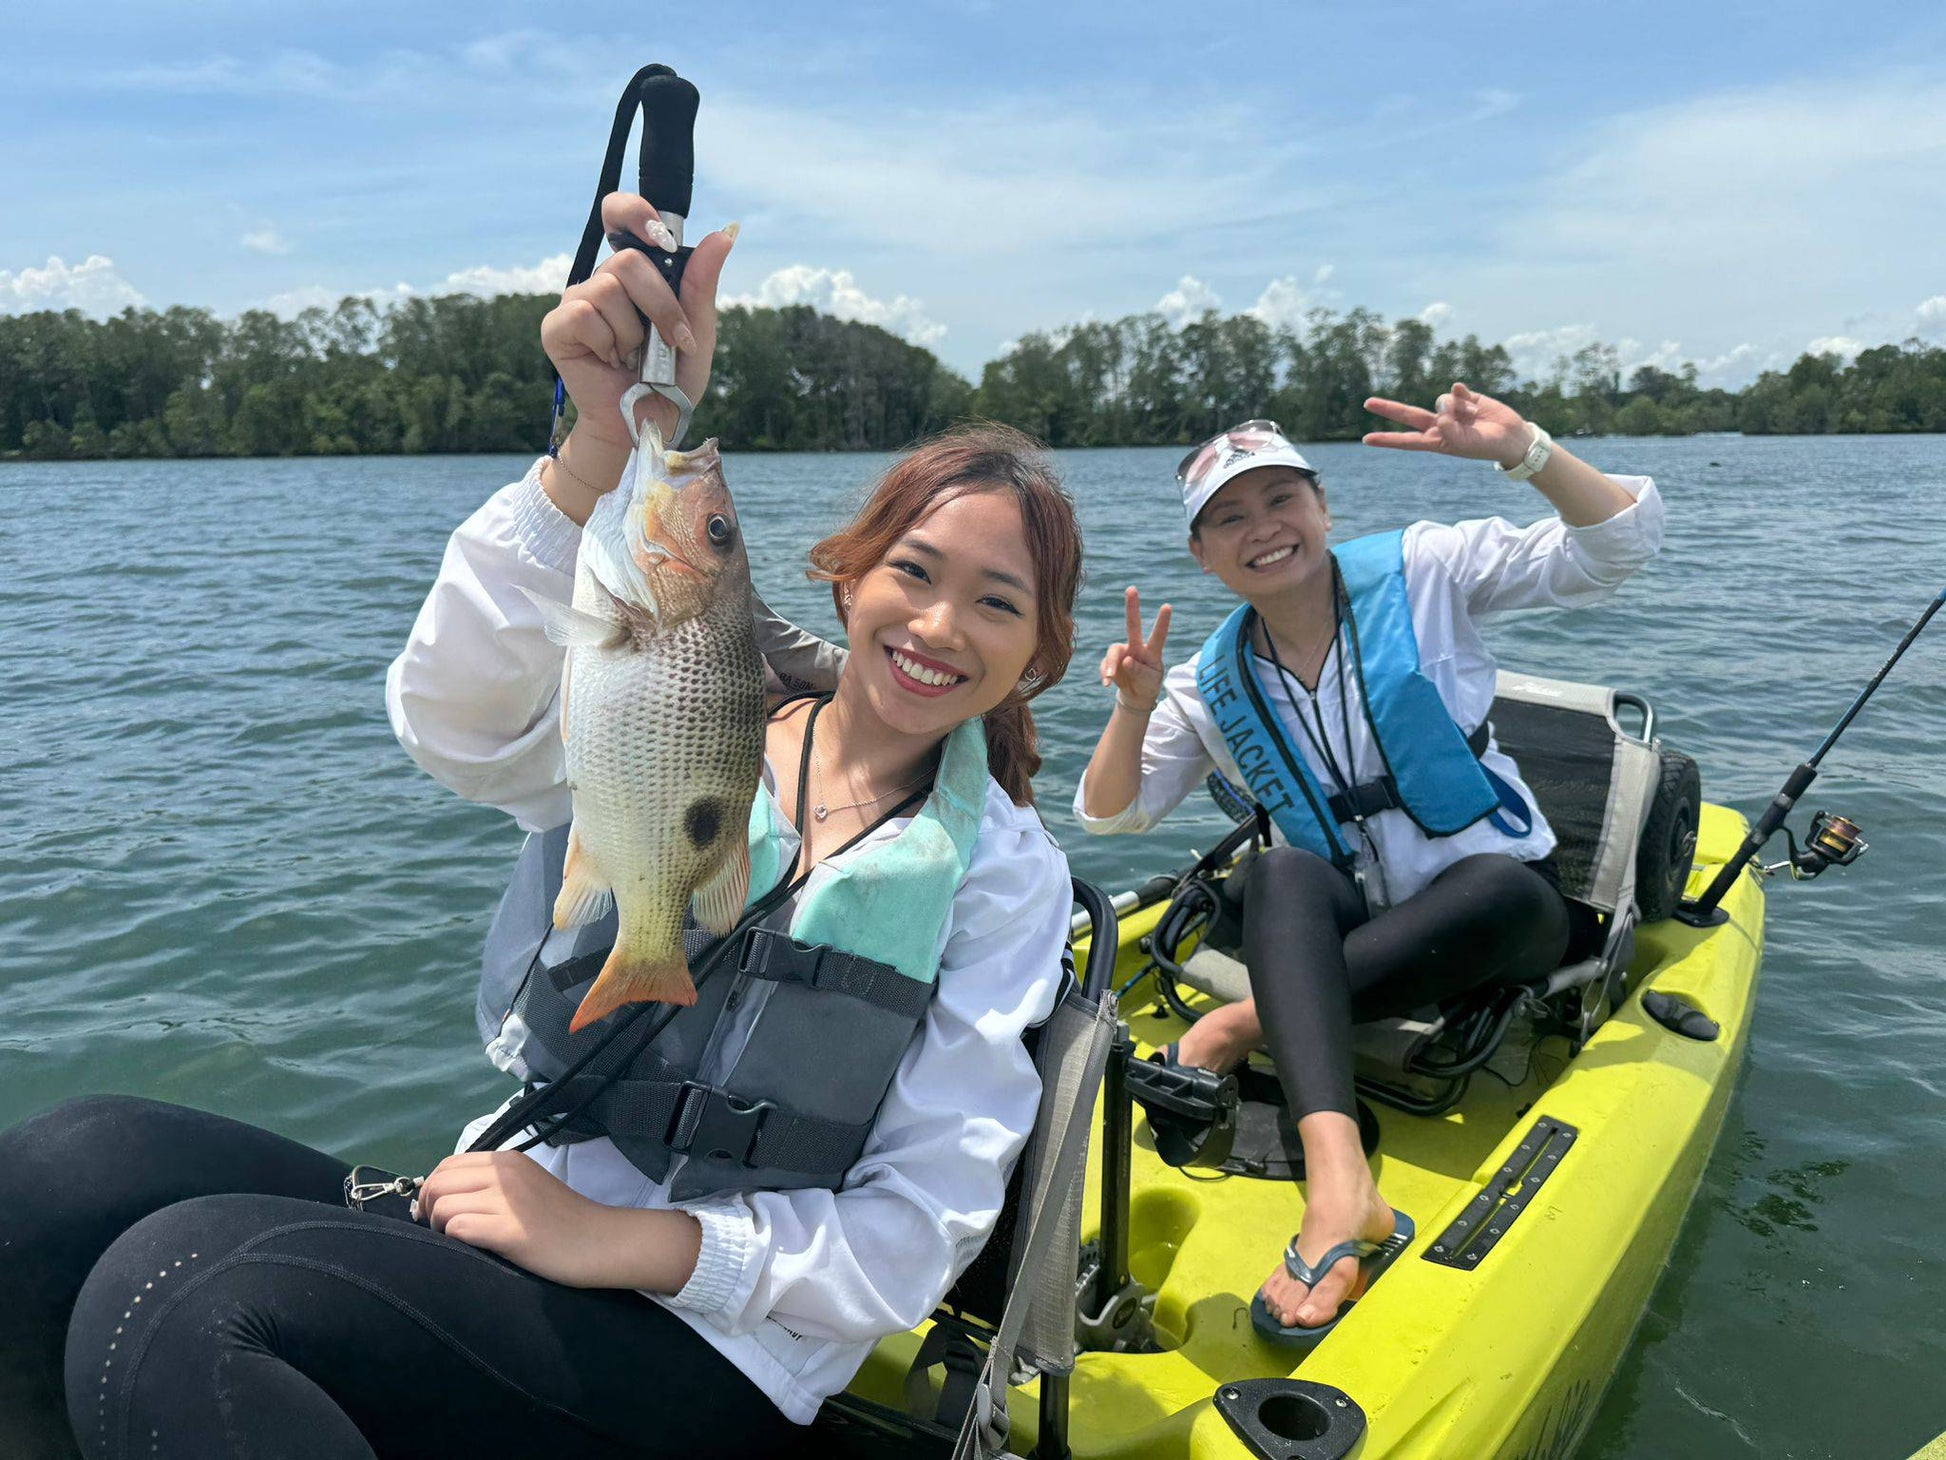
[1325, 720, 1495, 825]
[667, 1080, 775, 1165]
[736, 928, 931, 1019]
[1327, 776, 1403, 823]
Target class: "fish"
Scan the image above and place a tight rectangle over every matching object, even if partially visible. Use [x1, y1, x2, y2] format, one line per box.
[525, 419, 767, 1031]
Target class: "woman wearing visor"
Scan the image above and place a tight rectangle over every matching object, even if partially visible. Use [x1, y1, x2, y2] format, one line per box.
[1074, 387, 1663, 1344]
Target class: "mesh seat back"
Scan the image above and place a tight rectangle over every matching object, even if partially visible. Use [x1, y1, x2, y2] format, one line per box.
[1490, 671, 1661, 915]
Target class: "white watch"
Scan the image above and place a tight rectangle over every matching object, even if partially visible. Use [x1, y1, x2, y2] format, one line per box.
[1495, 423, 1553, 482]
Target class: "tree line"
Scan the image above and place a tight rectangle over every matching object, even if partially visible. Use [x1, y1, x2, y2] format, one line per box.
[4, 292, 1944, 460]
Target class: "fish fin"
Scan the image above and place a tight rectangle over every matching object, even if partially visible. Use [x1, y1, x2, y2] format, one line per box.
[691, 839, 752, 935]
[516, 584, 627, 650]
[552, 826, 614, 930]
[570, 940, 697, 1032]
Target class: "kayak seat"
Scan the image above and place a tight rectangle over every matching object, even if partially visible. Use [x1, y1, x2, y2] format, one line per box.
[814, 878, 1120, 1458]
[1170, 671, 1698, 1119]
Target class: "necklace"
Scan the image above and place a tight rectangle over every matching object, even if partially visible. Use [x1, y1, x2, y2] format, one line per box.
[1260, 605, 1339, 692]
[809, 737, 930, 823]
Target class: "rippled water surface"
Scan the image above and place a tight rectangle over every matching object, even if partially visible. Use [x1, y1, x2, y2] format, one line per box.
[4, 437, 1945, 1457]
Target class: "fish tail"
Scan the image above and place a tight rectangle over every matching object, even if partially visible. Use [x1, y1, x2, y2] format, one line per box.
[570, 937, 698, 1032]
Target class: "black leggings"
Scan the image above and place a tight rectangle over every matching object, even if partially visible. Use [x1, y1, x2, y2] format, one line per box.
[1241, 848, 1576, 1120]
[0, 1097, 800, 1460]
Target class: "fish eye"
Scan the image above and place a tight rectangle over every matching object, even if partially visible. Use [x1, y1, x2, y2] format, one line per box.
[707, 514, 734, 546]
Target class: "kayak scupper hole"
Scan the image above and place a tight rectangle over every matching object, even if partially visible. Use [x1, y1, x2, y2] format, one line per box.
[1257, 1392, 1331, 1443]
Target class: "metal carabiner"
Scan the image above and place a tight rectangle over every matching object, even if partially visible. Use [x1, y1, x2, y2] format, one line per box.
[343, 1165, 424, 1213]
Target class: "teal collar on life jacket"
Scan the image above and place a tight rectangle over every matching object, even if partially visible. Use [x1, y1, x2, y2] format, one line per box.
[745, 710, 987, 984]
[1194, 528, 1532, 865]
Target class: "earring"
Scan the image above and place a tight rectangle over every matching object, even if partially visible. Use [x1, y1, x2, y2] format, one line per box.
[1016, 668, 1044, 695]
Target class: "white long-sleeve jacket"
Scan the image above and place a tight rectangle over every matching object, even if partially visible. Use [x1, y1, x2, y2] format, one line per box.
[386, 460, 1069, 1423]
[1074, 479, 1665, 908]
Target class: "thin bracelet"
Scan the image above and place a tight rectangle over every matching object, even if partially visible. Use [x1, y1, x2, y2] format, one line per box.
[546, 450, 606, 499]
[1116, 690, 1156, 715]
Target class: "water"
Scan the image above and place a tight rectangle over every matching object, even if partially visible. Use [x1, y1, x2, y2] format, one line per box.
[3, 436, 1944, 1457]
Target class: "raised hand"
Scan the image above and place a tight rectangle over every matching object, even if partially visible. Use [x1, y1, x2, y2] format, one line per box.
[1362, 382, 1533, 468]
[540, 192, 736, 451]
[1100, 586, 1172, 712]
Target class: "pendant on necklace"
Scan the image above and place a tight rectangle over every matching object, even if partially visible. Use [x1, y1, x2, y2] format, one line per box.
[813, 804, 829, 822]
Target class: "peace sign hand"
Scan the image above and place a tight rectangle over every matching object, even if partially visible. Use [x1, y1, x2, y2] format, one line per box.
[1362, 381, 1533, 468]
[1101, 587, 1172, 713]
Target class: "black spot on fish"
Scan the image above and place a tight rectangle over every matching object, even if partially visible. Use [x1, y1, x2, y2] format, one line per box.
[684, 800, 722, 849]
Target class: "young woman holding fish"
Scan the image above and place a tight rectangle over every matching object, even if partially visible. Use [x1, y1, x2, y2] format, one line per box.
[0, 190, 1082, 1458]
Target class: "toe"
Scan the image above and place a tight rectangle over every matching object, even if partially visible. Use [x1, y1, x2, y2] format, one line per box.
[1258, 1267, 1310, 1328]
[1294, 1254, 1359, 1327]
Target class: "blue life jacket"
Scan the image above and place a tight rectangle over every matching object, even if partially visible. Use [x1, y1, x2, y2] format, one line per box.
[1193, 529, 1532, 867]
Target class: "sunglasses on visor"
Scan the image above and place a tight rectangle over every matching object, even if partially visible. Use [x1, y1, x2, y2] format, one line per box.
[1176, 419, 1292, 489]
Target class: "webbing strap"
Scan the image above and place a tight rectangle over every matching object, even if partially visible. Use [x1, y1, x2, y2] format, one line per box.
[737, 928, 931, 1018]
[1324, 718, 1494, 824]
[547, 1075, 872, 1176]
[954, 991, 1117, 1460]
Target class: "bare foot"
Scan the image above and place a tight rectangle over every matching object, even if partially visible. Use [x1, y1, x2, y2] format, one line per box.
[1257, 1187, 1396, 1330]
[1174, 999, 1260, 1074]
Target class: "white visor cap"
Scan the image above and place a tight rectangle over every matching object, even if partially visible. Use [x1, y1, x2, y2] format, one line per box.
[1178, 419, 1318, 532]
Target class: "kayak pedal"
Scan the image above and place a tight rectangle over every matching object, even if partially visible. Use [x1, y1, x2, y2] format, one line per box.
[1214, 1377, 1366, 1460]
[1424, 1115, 1579, 1270]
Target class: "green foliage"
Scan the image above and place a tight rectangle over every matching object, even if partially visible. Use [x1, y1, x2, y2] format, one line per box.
[969, 307, 1903, 446]
[3, 294, 1943, 458]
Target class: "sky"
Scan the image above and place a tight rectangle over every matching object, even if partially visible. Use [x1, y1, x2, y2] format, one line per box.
[6, 1, 1946, 387]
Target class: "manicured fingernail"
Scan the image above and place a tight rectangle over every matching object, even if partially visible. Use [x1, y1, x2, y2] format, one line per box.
[646, 219, 678, 251]
[722, 220, 741, 246]
[674, 324, 698, 353]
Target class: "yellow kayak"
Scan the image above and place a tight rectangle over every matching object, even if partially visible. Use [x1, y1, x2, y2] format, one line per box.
[845, 801, 1764, 1459]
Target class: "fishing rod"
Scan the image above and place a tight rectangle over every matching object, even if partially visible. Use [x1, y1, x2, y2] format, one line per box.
[547, 63, 702, 452]
[1676, 585, 1946, 926]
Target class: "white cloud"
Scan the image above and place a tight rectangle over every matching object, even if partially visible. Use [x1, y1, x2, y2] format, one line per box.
[723, 265, 946, 345]
[1627, 339, 1688, 373]
[1156, 275, 1222, 328]
[261, 285, 340, 317]
[1807, 335, 1865, 360]
[1501, 323, 1600, 381]
[242, 227, 291, 255]
[1418, 301, 1453, 327]
[1467, 89, 1519, 123]
[1693, 343, 1768, 383]
[703, 91, 1276, 262]
[1482, 72, 1946, 384]
[0, 255, 146, 315]
[257, 252, 568, 319]
[431, 253, 571, 298]
[1916, 296, 1946, 338]
[1244, 277, 1308, 331]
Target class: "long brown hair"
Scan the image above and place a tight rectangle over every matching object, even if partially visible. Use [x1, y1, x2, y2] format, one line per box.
[808, 422, 1083, 807]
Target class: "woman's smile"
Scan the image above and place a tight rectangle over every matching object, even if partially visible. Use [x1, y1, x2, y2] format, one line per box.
[1246, 543, 1299, 571]
[885, 644, 970, 695]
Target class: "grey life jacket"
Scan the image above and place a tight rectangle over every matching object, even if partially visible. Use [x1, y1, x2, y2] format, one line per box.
[474, 712, 989, 1202]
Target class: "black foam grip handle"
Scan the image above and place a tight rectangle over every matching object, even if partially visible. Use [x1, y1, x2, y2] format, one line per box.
[636, 71, 699, 218]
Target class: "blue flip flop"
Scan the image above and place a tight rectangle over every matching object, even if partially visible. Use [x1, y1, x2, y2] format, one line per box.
[1249, 1211, 1416, 1346]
